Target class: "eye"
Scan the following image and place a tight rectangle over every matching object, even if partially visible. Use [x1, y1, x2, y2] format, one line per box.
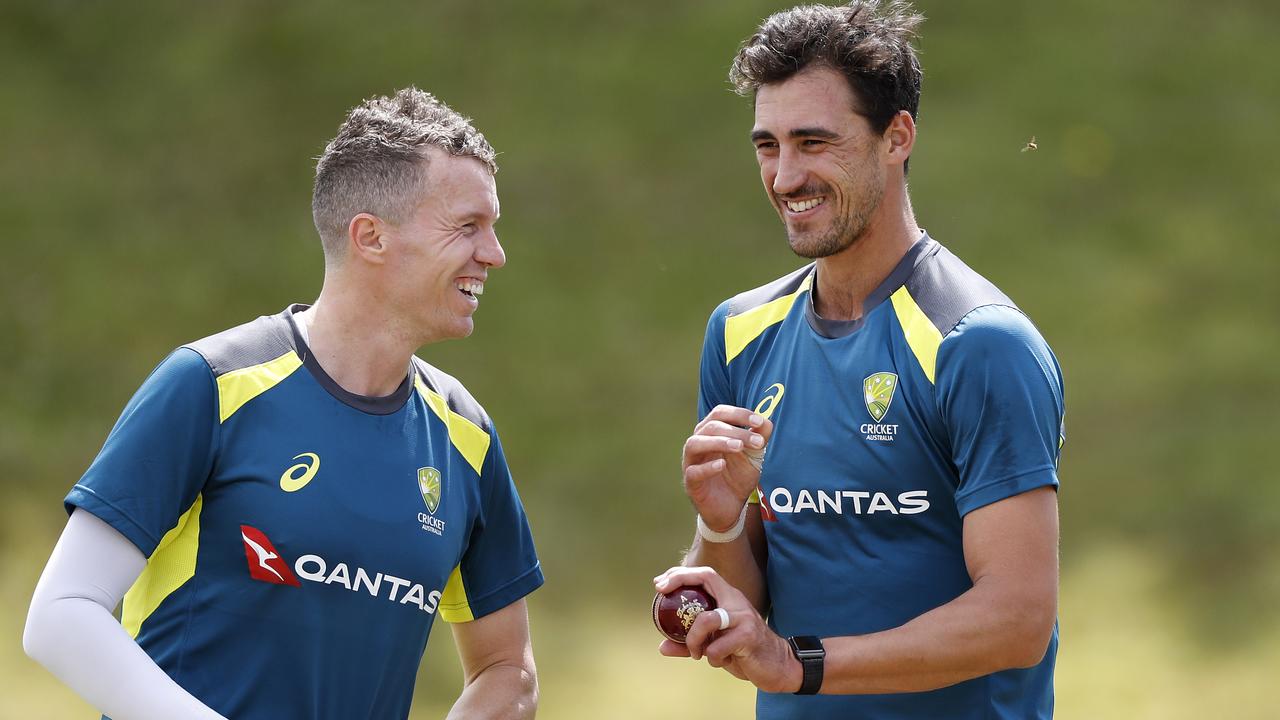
[801, 138, 826, 147]
[754, 141, 779, 153]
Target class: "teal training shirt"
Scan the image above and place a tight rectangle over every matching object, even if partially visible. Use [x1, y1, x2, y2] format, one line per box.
[66, 305, 543, 719]
[698, 236, 1063, 720]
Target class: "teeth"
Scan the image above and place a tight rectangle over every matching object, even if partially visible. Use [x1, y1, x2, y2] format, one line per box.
[456, 279, 485, 296]
[785, 197, 825, 213]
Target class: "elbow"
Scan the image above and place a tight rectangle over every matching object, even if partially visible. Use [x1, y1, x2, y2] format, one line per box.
[22, 602, 52, 666]
[503, 660, 538, 718]
[523, 666, 539, 714]
[1002, 601, 1057, 669]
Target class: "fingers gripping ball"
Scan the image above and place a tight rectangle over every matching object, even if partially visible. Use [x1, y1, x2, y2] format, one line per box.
[652, 585, 717, 643]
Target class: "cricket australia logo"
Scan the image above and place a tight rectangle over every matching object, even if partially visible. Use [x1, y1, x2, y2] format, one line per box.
[861, 372, 901, 442]
[416, 467, 446, 536]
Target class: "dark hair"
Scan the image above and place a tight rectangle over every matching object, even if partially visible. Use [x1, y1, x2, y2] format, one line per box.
[730, 1, 924, 136]
[312, 87, 497, 262]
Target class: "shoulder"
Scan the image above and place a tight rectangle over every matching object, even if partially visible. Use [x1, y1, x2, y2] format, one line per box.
[722, 264, 814, 318]
[183, 311, 296, 378]
[901, 243, 1017, 340]
[410, 357, 493, 435]
[936, 305, 1059, 391]
[709, 264, 814, 365]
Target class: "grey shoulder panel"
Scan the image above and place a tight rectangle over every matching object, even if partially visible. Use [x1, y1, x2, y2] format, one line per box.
[904, 245, 1016, 338]
[726, 264, 815, 317]
[184, 312, 295, 377]
[411, 357, 492, 433]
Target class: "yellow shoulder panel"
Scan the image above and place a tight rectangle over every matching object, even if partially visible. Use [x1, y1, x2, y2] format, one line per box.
[216, 351, 303, 423]
[414, 378, 492, 475]
[724, 274, 813, 365]
[439, 564, 474, 623]
[122, 494, 203, 639]
[889, 287, 944, 384]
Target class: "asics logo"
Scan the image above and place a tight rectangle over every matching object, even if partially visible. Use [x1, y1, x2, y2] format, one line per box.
[280, 452, 320, 492]
[754, 383, 785, 420]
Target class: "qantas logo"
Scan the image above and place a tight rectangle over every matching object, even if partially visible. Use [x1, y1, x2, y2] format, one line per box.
[240, 525, 301, 586]
[765, 487, 930, 516]
[757, 485, 779, 522]
[238, 525, 442, 614]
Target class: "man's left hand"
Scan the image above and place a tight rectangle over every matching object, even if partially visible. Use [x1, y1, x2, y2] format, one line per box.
[654, 566, 801, 694]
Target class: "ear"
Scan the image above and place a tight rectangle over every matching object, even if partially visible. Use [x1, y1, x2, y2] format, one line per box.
[884, 110, 916, 168]
[348, 213, 388, 264]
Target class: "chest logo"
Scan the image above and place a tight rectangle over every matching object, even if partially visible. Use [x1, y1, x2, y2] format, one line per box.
[418, 467, 442, 514]
[754, 382, 786, 420]
[863, 373, 898, 423]
[417, 467, 447, 536]
[280, 453, 320, 492]
[240, 525, 301, 586]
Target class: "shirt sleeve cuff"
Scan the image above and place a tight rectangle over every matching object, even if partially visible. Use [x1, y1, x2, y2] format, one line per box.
[441, 563, 545, 623]
[65, 484, 159, 557]
[954, 467, 1058, 517]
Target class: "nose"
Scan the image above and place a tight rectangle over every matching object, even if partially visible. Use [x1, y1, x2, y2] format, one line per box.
[476, 228, 505, 269]
[771, 147, 807, 197]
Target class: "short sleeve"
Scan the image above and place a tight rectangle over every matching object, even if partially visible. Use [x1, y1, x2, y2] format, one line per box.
[64, 347, 219, 557]
[695, 301, 761, 504]
[439, 428, 543, 622]
[697, 302, 734, 420]
[935, 305, 1065, 517]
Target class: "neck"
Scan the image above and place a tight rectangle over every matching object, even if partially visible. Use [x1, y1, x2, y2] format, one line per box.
[812, 187, 920, 322]
[295, 277, 420, 398]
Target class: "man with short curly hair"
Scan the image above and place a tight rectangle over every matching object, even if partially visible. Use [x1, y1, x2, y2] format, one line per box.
[25, 87, 543, 720]
[656, 3, 1064, 718]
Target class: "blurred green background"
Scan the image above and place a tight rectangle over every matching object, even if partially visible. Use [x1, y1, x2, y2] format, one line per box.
[2, 0, 1277, 717]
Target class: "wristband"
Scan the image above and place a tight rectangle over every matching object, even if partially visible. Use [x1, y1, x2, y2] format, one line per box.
[696, 503, 748, 543]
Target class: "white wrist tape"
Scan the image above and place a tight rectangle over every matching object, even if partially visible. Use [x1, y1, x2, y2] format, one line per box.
[697, 503, 748, 543]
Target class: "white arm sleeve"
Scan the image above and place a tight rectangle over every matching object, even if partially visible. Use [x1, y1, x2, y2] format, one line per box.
[23, 508, 228, 720]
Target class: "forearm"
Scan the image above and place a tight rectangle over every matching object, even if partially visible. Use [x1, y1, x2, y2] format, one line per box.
[445, 661, 538, 720]
[24, 509, 227, 720]
[682, 509, 768, 613]
[820, 576, 1056, 694]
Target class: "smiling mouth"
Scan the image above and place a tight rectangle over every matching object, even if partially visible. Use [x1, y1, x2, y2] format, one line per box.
[455, 278, 485, 298]
[784, 196, 826, 214]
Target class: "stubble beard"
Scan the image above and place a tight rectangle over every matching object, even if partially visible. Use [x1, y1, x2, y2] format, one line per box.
[786, 180, 883, 260]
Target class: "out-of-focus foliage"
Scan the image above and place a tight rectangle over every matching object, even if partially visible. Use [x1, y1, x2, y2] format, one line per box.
[2, 0, 1276, 717]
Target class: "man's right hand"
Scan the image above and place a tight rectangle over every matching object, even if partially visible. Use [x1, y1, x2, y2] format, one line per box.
[682, 405, 773, 532]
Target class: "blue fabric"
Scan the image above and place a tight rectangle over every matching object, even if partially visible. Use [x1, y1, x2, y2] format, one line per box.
[697, 244, 1062, 720]
[67, 348, 218, 556]
[66, 314, 542, 720]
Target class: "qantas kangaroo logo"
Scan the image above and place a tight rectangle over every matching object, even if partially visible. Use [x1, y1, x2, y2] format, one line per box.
[240, 525, 301, 586]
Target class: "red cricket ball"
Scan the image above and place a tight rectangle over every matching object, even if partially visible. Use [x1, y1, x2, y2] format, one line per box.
[652, 585, 717, 643]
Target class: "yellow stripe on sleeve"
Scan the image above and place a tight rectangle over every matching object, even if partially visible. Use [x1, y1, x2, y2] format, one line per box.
[439, 564, 474, 623]
[724, 274, 813, 365]
[414, 378, 492, 475]
[216, 351, 303, 423]
[121, 495, 203, 638]
[889, 287, 944, 384]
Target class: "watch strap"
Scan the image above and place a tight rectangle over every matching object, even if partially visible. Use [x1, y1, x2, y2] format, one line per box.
[787, 635, 824, 695]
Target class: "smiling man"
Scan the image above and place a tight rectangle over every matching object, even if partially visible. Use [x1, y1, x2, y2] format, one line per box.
[656, 3, 1065, 719]
[25, 88, 543, 719]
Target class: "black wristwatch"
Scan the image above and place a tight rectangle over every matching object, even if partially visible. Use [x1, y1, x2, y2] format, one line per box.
[786, 635, 825, 695]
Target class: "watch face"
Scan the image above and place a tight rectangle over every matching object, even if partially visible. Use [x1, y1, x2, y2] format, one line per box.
[790, 636, 824, 655]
